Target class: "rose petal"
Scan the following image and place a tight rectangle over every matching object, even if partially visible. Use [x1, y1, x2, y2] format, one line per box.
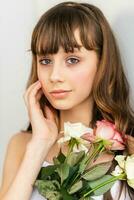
[81, 133, 95, 142]
[110, 140, 125, 150]
[96, 126, 115, 140]
[113, 131, 124, 143]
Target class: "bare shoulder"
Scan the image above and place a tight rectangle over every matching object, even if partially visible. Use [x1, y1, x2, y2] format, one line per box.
[0, 131, 32, 197]
[5, 131, 32, 162]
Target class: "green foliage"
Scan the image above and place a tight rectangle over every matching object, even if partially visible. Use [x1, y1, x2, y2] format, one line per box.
[37, 165, 58, 180]
[84, 175, 116, 197]
[82, 161, 112, 181]
[66, 151, 85, 167]
[35, 180, 62, 200]
[56, 163, 70, 185]
[34, 139, 118, 200]
[68, 180, 83, 194]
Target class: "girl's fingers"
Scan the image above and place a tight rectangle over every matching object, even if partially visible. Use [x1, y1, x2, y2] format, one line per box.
[44, 105, 55, 122]
[28, 81, 41, 99]
[23, 80, 57, 124]
[23, 81, 40, 100]
[36, 88, 44, 101]
[23, 81, 41, 107]
[23, 81, 38, 105]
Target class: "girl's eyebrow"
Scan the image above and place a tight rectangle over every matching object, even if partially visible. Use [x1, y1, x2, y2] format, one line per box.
[37, 46, 83, 57]
[65, 46, 83, 54]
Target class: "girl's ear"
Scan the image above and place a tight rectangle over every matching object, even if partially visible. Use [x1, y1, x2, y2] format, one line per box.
[126, 135, 134, 155]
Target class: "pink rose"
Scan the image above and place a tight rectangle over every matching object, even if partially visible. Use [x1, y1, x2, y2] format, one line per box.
[82, 120, 125, 150]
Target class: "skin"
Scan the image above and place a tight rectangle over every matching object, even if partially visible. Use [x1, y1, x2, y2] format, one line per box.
[37, 29, 99, 132]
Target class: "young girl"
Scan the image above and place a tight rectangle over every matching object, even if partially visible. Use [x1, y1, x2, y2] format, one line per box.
[0, 1, 134, 200]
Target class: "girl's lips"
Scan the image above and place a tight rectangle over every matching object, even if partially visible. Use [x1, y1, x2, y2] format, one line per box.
[50, 91, 71, 98]
[50, 89, 71, 93]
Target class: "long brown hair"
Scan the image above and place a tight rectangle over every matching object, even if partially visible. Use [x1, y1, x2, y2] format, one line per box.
[24, 1, 134, 135]
[22, 2, 134, 199]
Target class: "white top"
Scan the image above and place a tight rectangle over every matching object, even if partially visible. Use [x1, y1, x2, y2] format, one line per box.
[30, 161, 130, 200]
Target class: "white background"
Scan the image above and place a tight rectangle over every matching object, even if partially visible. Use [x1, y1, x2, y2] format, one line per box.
[0, 0, 134, 184]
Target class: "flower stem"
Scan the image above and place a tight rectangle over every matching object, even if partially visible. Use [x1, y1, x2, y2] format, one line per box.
[85, 142, 104, 166]
[70, 142, 104, 187]
[83, 173, 126, 197]
[66, 138, 77, 160]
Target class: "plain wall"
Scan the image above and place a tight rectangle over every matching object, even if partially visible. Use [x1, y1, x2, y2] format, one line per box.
[0, 0, 134, 184]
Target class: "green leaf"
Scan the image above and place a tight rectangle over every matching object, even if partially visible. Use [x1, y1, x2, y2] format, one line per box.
[53, 157, 61, 165]
[66, 151, 85, 167]
[56, 150, 66, 163]
[68, 180, 83, 194]
[56, 163, 70, 184]
[85, 175, 116, 196]
[78, 153, 90, 174]
[45, 191, 62, 200]
[79, 197, 94, 200]
[35, 179, 60, 190]
[34, 180, 62, 199]
[37, 165, 58, 180]
[60, 187, 74, 200]
[82, 161, 112, 181]
[67, 154, 90, 188]
[62, 164, 79, 188]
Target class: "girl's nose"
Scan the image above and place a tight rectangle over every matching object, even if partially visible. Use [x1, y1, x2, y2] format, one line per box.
[49, 63, 64, 82]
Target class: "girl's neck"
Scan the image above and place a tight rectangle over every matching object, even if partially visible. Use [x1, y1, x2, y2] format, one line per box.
[59, 97, 94, 132]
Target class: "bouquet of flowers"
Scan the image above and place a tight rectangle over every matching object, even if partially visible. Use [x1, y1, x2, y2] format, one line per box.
[34, 120, 134, 200]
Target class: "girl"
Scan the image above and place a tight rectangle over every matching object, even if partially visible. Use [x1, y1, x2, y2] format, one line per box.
[0, 1, 134, 200]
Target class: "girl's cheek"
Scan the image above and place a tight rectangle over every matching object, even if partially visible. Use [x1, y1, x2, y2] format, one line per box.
[37, 70, 45, 83]
[73, 71, 89, 84]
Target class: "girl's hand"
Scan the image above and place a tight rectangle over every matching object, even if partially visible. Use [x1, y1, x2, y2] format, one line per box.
[23, 80, 58, 145]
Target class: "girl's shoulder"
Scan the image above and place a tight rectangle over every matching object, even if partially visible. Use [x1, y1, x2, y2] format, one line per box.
[4, 131, 32, 161]
[0, 131, 32, 197]
[7, 131, 32, 158]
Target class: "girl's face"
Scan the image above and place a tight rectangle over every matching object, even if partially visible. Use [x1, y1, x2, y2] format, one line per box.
[37, 30, 98, 110]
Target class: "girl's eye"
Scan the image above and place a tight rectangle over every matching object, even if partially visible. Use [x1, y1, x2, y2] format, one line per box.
[38, 57, 80, 66]
[39, 58, 52, 65]
[67, 57, 80, 64]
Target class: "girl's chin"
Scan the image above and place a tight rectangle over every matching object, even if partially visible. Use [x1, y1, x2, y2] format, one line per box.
[51, 103, 74, 110]
[53, 106, 71, 110]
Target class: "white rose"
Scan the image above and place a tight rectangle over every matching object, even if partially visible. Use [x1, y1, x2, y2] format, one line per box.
[127, 179, 134, 189]
[57, 121, 93, 144]
[114, 155, 126, 169]
[73, 143, 89, 153]
[125, 155, 134, 179]
[111, 165, 124, 176]
[114, 154, 134, 189]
